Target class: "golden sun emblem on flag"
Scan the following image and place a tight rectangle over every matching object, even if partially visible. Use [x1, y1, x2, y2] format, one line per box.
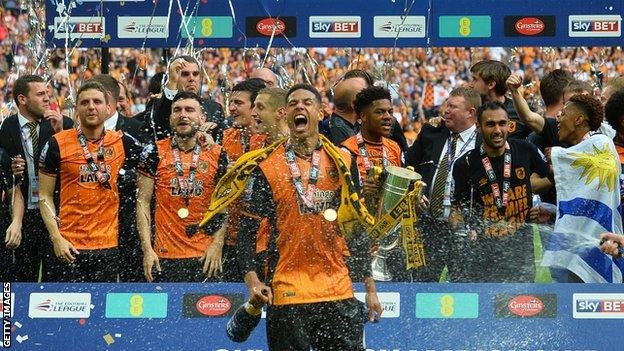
[569, 144, 618, 192]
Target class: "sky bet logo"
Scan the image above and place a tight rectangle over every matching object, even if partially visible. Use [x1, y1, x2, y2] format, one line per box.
[569, 15, 621, 37]
[309, 16, 361, 38]
[573, 293, 624, 319]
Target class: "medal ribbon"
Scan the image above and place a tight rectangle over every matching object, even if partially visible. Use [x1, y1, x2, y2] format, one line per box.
[172, 137, 202, 207]
[480, 142, 511, 211]
[241, 132, 249, 153]
[355, 132, 387, 182]
[77, 128, 111, 189]
[285, 139, 323, 211]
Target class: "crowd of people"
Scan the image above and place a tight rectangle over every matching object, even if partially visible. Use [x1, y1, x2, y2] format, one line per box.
[3, 4, 624, 349]
[3, 52, 624, 348]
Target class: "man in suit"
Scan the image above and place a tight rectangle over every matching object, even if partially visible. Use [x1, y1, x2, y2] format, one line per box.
[89, 74, 147, 281]
[405, 87, 482, 282]
[0, 74, 73, 281]
[149, 55, 226, 143]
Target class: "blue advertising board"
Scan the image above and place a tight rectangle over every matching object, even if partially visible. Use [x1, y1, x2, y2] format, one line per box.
[3, 282, 624, 350]
[44, 0, 624, 48]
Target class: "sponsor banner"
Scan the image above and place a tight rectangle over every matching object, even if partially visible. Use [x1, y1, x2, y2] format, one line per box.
[354, 292, 400, 318]
[181, 16, 233, 39]
[504, 16, 556, 37]
[373, 16, 426, 38]
[495, 294, 557, 318]
[117, 16, 169, 38]
[573, 293, 624, 319]
[245, 16, 297, 37]
[415, 293, 479, 318]
[309, 16, 361, 38]
[183, 293, 244, 318]
[105, 293, 168, 318]
[439, 16, 491, 38]
[52, 17, 105, 40]
[28, 293, 91, 319]
[569, 15, 621, 37]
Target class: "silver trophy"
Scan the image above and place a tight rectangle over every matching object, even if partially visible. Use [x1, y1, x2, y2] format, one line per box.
[371, 165, 421, 281]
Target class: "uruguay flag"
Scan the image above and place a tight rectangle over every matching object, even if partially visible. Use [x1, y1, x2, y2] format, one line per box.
[541, 133, 624, 283]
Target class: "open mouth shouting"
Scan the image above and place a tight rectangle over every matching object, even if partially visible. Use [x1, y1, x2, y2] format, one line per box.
[293, 114, 309, 133]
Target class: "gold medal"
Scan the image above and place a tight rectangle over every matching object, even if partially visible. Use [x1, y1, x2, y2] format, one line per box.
[178, 207, 189, 219]
[323, 208, 337, 222]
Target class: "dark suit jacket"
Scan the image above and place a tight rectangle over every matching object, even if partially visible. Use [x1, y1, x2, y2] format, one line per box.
[147, 93, 226, 143]
[0, 114, 73, 199]
[115, 113, 149, 144]
[406, 124, 482, 195]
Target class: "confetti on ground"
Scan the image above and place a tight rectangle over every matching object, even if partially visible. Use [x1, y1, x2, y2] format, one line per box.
[90, 304, 95, 309]
[16, 335, 28, 343]
[114, 333, 122, 338]
[14, 322, 22, 328]
[103, 334, 115, 345]
[79, 319, 87, 326]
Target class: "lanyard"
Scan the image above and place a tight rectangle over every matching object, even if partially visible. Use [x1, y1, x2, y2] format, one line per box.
[480, 142, 511, 211]
[77, 128, 111, 189]
[171, 137, 202, 206]
[355, 132, 388, 181]
[285, 139, 323, 211]
[240, 132, 249, 153]
[448, 130, 476, 169]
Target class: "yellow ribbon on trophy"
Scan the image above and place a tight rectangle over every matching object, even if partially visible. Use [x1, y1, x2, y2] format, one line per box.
[199, 135, 375, 240]
[368, 180, 427, 270]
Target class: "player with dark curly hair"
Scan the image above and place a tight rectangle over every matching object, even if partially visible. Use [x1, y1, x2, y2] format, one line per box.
[556, 94, 604, 146]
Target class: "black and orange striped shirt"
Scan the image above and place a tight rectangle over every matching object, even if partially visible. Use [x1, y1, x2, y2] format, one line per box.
[138, 139, 228, 259]
[238, 144, 370, 306]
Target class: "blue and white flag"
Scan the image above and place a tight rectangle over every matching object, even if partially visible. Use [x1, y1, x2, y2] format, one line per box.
[541, 134, 624, 283]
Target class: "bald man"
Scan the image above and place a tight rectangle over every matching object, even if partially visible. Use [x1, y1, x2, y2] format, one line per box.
[326, 70, 370, 145]
[250, 68, 277, 88]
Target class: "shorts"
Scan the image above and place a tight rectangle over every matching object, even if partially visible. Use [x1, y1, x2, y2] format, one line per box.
[266, 298, 365, 351]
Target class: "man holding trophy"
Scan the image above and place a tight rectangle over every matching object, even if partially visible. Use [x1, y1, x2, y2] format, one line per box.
[341, 86, 414, 281]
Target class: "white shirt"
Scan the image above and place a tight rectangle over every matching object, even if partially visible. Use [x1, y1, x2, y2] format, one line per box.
[17, 112, 40, 209]
[163, 86, 178, 101]
[429, 124, 477, 198]
[104, 111, 119, 131]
